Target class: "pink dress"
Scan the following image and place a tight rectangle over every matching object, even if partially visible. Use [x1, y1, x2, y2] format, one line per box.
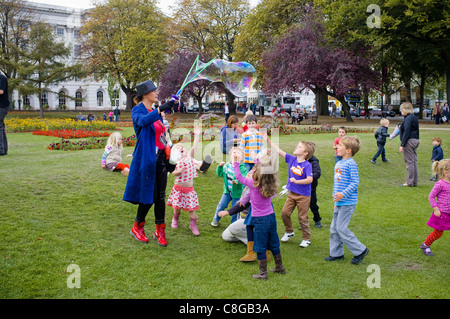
[427, 179, 450, 231]
[166, 157, 199, 211]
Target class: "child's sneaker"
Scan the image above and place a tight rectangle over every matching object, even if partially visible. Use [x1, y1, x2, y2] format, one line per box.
[281, 232, 294, 242]
[371, 159, 377, 164]
[420, 243, 434, 256]
[210, 219, 219, 227]
[299, 240, 311, 248]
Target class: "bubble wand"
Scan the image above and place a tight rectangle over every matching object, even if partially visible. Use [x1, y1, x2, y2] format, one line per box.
[171, 55, 216, 101]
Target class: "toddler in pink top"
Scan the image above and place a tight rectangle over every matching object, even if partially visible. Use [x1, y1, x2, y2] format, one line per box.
[420, 159, 450, 256]
[167, 125, 202, 236]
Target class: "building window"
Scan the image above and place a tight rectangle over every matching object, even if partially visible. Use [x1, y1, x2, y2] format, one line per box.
[75, 91, 83, 107]
[23, 95, 30, 106]
[56, 27, 64, 36]
[113, 89, 119, 107]
[97, 91, 103, 107]
[40, 91, 48, 107]
[74, 44, 81, 57]
[58, 91, 67, 108]
[74, 29, 80, 37]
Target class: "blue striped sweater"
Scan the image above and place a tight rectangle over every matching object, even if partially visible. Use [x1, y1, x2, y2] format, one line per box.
[333, 158, 359, 206]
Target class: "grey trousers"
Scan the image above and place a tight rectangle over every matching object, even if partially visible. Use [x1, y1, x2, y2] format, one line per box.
[0, 107, 8, 155]
[329, 205, 366, 257]
[402, 138, 419, 186]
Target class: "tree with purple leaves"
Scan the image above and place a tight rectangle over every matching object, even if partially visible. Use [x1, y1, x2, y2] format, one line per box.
[261, 11, 379, 122]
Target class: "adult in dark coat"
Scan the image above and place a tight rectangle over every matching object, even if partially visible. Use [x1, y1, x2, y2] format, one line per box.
[123, 79, 174, 246]
[399, 102, 420, 187]
[0, 72, 9, 156]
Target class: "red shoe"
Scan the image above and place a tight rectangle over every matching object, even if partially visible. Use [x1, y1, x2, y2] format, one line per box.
[130, 221, 149, 243]
[153, 224, 167, 247]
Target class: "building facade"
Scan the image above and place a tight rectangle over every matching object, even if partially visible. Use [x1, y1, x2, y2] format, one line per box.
[11, 2, 126, 111]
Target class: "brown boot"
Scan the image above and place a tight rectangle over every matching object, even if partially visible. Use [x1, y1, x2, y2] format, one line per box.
[270, 254, 286, 274]
[240, 241, 257, 262]
[252, 259, 268, 280]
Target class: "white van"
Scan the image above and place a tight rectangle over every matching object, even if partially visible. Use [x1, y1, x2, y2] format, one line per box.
[276, 96, 296, 114]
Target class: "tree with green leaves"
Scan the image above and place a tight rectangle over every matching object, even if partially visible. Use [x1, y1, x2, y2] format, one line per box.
[0, 0, 33, 106]
[316, 0, 450, 107]
[19, 22, 85, 118]
[80, 0, 168, 110]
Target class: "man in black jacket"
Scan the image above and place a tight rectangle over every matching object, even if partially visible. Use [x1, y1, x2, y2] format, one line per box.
[0, 72, 9, 156]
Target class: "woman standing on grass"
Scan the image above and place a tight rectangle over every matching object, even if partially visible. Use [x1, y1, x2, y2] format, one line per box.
[123, 79, 174, 247]
[399, 102, 420, 187]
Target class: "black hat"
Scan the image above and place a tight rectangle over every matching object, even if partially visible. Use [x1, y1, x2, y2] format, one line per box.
[136, 79, 157, 97]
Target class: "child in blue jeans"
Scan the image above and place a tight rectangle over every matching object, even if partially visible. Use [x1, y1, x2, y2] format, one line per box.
[233, 150, 285, 280]
[211, 147, 247, 226]
[326, 136, 369, 265]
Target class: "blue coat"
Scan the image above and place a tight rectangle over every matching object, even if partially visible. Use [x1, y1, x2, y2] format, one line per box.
[123, 103, 162, 205]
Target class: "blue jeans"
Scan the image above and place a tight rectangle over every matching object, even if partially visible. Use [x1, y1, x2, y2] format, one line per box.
[253, 213, 280, 258]
[329, 205, 366, 257]
[372, 142, 386, 161]
[213, 192, 240, 224]
[244, 162, 254, 172]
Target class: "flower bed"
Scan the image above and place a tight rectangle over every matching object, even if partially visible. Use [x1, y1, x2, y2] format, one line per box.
[33, 129, 111, 139]
[6, 118, 117, 133]
[47, 135, 136, 151]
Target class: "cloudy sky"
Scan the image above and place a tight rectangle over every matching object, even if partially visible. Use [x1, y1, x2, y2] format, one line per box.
[28, 0, 259, 15]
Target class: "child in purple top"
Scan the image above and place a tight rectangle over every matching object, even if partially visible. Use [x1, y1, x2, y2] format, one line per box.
[263, 132, 314, 248]
[233, 151, 285, 280]
[420, 159, 450, 256]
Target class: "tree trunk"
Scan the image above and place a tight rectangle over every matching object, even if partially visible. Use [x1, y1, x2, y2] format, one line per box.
[337, 97, 353, 122]
[122, 84, 134, 110]
[442, 50, 450, 105]
[226, 91, 235, 114]
[316, 87, 328, 116]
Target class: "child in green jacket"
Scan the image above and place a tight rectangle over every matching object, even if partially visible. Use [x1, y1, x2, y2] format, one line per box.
[211, 147, 248, 226]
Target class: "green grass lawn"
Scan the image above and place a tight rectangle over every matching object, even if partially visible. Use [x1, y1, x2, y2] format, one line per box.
[1, 115, 448, 299]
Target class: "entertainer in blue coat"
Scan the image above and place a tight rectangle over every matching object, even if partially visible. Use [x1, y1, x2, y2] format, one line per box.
[123, 79, 175, 247]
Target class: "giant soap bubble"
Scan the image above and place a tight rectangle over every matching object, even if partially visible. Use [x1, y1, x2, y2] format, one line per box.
[175, 56, 256, 98]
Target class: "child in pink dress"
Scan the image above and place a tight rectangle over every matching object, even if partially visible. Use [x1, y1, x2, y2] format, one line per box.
[167, 125, 202, 235]
[420, 159, 450, 256]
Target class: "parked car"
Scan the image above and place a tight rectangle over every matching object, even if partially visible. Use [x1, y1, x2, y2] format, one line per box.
[369, 107, 395, 117]
[187, 103, 209, 113]
[414, 107, 432, 117]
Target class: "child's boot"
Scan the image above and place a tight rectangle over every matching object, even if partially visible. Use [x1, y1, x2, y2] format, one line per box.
[240, 241, 257, 262]
[153, 224, 167, 247]
[270, 254, 286, 274]
[189, 217, 200, 236]
[171, 212, 180, 228]
[252, 259, 268, 280]
[130, 221, 149, 243]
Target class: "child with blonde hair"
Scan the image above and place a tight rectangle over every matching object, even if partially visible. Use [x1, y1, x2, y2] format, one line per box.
[371, 118, 390, 164]
[326, 136, 369, 264]
[101, 132, 130, 176]
[167, 125, 202, 235]
[430, 137, 444, 181]
[263, 132, 314, 247]
[420, 159, 450, 256]
[233, 149, 285, 279]
[211, 147, 247, 226]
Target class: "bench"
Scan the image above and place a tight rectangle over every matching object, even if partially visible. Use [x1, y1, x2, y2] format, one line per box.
[309, 113, 318, 125]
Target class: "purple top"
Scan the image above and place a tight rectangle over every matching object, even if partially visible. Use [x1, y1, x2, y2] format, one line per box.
[233, 162, 275, 217]
[285, 154, 313, 196]
[427, 179, 450, 231]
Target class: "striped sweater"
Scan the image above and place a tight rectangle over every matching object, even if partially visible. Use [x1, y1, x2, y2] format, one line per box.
[333, 157, 359, 206]
[239, 129, 264, 163]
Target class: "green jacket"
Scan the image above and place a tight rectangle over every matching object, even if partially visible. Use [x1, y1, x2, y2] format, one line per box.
[216, 162, 248, 198]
